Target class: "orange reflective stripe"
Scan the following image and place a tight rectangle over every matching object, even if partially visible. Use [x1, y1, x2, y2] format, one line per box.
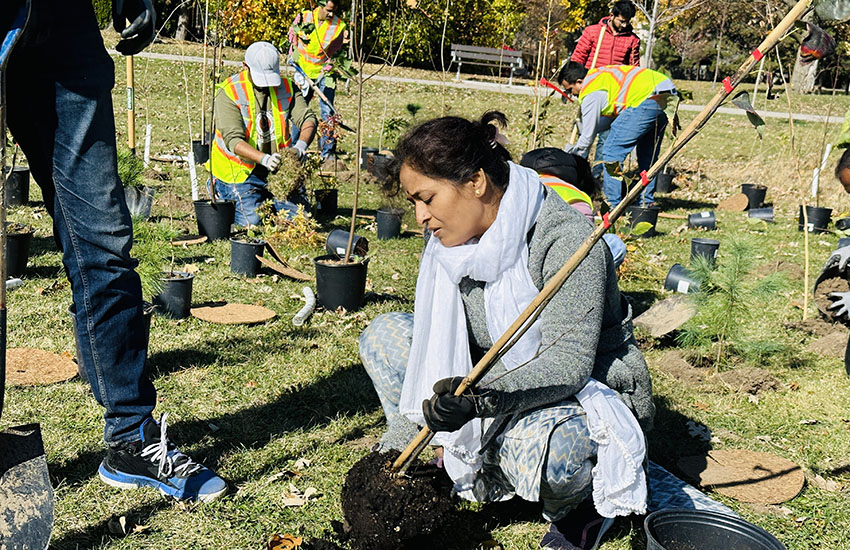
[212, 130, 252, 168]
[614, 67, 644, 113]
[539, 175, 593, 208]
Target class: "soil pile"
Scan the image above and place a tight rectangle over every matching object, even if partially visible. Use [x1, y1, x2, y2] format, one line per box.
[814, 276, 850, 318]
[341, 451, 455, 550]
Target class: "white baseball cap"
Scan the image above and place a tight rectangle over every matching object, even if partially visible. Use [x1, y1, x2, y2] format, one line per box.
[244, 42, 282, 88]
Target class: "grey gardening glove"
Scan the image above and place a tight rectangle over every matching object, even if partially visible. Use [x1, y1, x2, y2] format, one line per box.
[260, 152, 282, 173]
[829, 291, 850, 319]
[826, 246, 850, 272]
[113, 0, 156, 56]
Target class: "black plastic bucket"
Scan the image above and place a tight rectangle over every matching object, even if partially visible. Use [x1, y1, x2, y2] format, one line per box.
[153, 271, 194, 319]
[230, 238, 265, 277]
[194, 200, 235, 241]
[838, 237, 850, 249]
[645, 509, 785, 550]
[749, 207, 775, 223]
[314, 254, 369, 311]
[376, 208, 404, 240]
[6, 227, 33, 278]
[691, 238, 720, 267]
[741, 183, 767, 209]
[656, 172, 674, 193]
[664, 263, 701, 293]
[70, 302, 153, 383]
[687, 211, 716, 230]
[3, 166, 30, 207]
[836, 217, 850, 231]
[124, 185, 155, 218]
[368, 154, 393, 182]
[314, 188, 338, 219]
[326, 229, 368, 258]
[191, 134, 211, 165]
[627, 205, 660, 237]
[360, 147, 378, 169]
[798, 205, 832, 233]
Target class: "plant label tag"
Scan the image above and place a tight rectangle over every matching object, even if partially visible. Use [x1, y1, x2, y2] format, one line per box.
[336, 247, 346, 255]
[701, 212, 710, 218]
[807, 223, 815, 232]
[677, 281, 690, 293]
[713, 250, 718, 258]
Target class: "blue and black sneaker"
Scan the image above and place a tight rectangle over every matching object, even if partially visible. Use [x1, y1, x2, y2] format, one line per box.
[98, 414, 228, 503]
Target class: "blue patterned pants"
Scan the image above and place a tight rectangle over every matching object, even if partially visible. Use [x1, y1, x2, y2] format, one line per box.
[359, 312, 597, 521]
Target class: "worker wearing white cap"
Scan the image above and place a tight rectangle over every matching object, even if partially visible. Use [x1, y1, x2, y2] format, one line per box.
[209, 41, 319, 226]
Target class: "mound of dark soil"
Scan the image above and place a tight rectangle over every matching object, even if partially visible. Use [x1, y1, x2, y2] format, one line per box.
[302, 539, 345, 550]
[341, 451, 455, 550]
[714, 367, 779, 395]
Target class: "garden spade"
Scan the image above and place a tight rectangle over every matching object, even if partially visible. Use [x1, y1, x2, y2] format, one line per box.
[290, 66, 354, 132]
[0, 1, 55, 548]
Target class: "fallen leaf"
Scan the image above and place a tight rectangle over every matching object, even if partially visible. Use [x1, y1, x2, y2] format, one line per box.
[694, 401, 711, 411]
[788, 382, 800, 391]
[799, 419, 819, 425]
[294, 458, 312, 470]
[244, 380, 258, 388]
[267, 533, 303, 550]
[391, 272, 400, 280]
[748, 394, 760, 404]
[37, 280, 67, 295]
[183, 263, 200, 274]
[809, 473, 843, 492]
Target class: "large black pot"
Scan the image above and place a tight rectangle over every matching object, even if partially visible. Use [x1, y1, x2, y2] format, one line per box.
[656, 171, 675, 194]
[124, 185, 155, 218]
[153, 271, 194, 319]
[664, 263, 701, 294]
[627, 205, 660, 237]
[326, 229, 368, 258]
[314, 254, 369, 311]
[645, 509, 785, 550]
[376, 208, 404, 240]
[6, 224, 34, 278]
[314, 188, 338, 219]
[230, 238, 265, 277]
[690, 238, 720, 267]
[360, 147, 379, 170]
[194, 200, 235, 241]
[3, 166, 30, 207]
[741, 183, 767, 209]
[798, 205, 832, 233]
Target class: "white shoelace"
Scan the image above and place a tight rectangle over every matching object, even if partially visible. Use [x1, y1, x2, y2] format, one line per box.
[139, 413, 203, 478]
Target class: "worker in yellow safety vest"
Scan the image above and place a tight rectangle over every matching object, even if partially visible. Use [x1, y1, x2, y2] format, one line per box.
[288, 0, 349, 164]
[558, 62, 677, 208]
[209, 41, 318, 227]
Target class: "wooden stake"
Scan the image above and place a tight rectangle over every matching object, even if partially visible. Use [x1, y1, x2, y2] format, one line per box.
[392, 0, 815, 475]
[200, 0, 210, 143]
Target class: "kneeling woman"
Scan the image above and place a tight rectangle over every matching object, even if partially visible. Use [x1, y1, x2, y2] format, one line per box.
[359, 112, 654, 550]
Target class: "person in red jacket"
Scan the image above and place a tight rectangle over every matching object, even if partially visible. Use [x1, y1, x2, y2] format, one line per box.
[569, 1, 641, 181]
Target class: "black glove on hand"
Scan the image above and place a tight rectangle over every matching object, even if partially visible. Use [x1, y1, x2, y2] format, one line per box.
[113, 0, 156, 56]
[422, 376, 477, 433]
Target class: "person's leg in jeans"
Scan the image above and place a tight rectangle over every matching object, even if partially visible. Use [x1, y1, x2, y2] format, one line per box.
[634, 104, 667, 206]
[600, 99, 666, 208]
[315, 76, 337, 159]
[590, 128, 609, 181]
[213, 177, 266, 226]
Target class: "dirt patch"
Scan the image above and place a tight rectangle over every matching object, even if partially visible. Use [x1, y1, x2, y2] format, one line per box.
[717, 193, 749, 211]
[785, 317, 846, 338]
[190, 303, 276, 325]
[755, 260, 804, 281]
[714, 367, 779, 395]
[651, 350, 707, 387]
[341, 451, 455, 550]
[807, 331, 848, 358]
[815, 276, 850, 318]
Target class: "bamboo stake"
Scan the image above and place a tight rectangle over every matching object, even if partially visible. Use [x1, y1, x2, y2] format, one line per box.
[200, 0, 210, 143]
[392, 0, 814, 475]
[344, 0, 365, 262]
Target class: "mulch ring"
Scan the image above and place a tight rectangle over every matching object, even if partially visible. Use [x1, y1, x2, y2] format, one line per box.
[717, 193, 749, 211]
[190, 302, 276, 325]
[651, 350, 779, 395]
[5, 348, 78, 385]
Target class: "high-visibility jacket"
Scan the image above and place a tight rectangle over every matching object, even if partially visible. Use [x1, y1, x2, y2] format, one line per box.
[209, 70, 293, 184]
[540, 174, 593, 210]
[293, 8, 346, 80]
[578, 66, 671, 116]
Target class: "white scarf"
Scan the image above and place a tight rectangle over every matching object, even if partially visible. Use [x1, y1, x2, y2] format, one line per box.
[399, 162, 646, 516]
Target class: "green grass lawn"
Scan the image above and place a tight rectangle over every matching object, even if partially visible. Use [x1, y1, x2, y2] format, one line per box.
[4, 33, 850, 549]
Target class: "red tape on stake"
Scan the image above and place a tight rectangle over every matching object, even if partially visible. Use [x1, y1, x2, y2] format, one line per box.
[640, 171, 650, 187]
[752, 48, 763, 61]
[722, 77, 733, 93]
[602, 212, 611, 229]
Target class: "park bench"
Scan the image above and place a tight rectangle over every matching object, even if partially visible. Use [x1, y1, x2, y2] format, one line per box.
[450, 44, 524, 86]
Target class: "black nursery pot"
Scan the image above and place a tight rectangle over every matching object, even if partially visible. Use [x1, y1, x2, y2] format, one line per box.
[798, 204, 832, 233]
[741, 183, 767, 209]
[326, 228, 369, 258]
[3, 166, 30, 207]
[687, 211, 716, 230]
[367, 154, 393, 182]
[194, 199, 235, 241]
[314, 188, 338, 219]
[6, 225, 34, 278]
[191, 133, 211, 165]
[153, 271, 194, 319]
[627, 205, 660, 237]
[645, 509, 785, 550]
[664, 263, 701, 294]
[690, 238, 720, 267]
[655, 172, 675, 194]
[124, 185, 156, 218]
[838, 237, 850, 249]
[836, 217, 850, 231]
[749, 206, 775, 223]
[314, 254, 369, 311]
[70, 302, 153, 383]
[376, 208, 404, 240]
[230, 238, 265, 277]
[360, 147, 379, 169]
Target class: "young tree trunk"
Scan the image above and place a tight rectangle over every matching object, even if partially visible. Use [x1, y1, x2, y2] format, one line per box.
[791, 51, 818, 93]
[175, 6, 190, 41]
[642, 0, 660, 68]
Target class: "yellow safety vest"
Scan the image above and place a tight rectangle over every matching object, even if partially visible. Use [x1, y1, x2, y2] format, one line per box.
[209, 70, 293, 184]
[578, 66, 671, 116]
[540, 174, 593, 210]
[294, 8, 346, 80]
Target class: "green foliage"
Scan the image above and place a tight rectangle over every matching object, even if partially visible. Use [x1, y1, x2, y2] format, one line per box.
[380, 103, 422, 148]
[91, 0, 112, 29]
[677, 236, 789, 368]
[116, 147, 145, 188]
[132, 219, 180, 298]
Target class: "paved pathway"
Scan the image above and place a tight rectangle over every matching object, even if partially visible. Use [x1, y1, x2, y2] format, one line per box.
[117, 50, 844, 124]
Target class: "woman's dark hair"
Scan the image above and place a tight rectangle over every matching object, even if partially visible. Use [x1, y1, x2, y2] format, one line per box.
[836, 148, 850, 178]
[387, 111, 512, 194]
[557, 61, 588, 86]
[520, 148, 597, 197]
[611, 1, 636, 19]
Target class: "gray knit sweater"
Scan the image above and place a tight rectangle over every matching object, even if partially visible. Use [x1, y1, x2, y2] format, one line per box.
[461, 190, 654, 446]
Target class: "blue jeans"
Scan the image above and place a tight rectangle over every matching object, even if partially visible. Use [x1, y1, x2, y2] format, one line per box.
[590, 127, 609, 181]
[7, 27, 154, 445]
[212, 174, 311, 227]
[293, 65, 336, 158]
[601, 99, 668, 208]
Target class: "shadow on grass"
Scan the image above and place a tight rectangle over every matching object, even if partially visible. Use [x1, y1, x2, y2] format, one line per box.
[50, 499, 166, 549]
[647, 395, 711, 474]
[655, 196, 716, 212]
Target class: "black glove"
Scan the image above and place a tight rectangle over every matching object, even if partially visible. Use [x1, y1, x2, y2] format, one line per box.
[422, 376, 477, 433]
[113, 0, 156, 56]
